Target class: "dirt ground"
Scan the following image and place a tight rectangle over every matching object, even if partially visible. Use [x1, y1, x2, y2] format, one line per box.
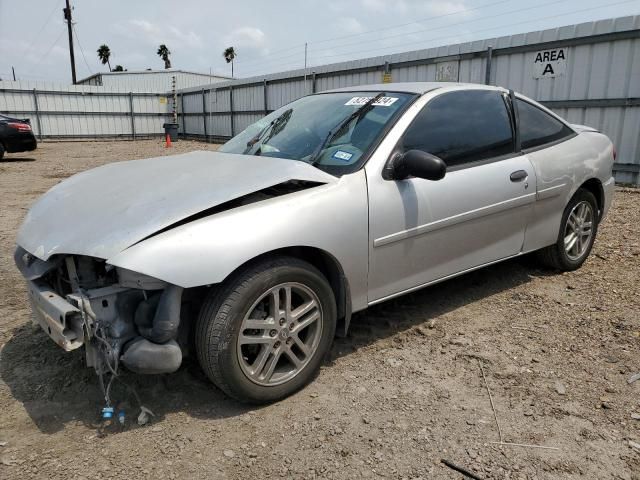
[0, 140, 638, 479]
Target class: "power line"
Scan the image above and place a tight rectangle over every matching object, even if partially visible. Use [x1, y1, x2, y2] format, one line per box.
[311, 0, 513, 45]
[26, 27, 67, 75]
[236, 46, 306, 70]
[72, 23, 93, 75]
[236, 0, 513, 70]
[19, 0, 64, 59]
[239, 0, 637, 78]
[309, 0, 638, 63]
[308, 0, 577, 62]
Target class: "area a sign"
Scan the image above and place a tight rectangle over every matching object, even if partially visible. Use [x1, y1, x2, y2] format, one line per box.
[533, 47, 567, 79]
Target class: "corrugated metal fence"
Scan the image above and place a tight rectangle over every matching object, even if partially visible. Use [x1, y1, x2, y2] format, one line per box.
[177, 15, 640, 185]
[0, 81, 171, 139]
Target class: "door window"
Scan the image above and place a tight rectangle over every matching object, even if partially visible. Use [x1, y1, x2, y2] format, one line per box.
[516, 98, 574, 150]
[401, 90, 514, 167]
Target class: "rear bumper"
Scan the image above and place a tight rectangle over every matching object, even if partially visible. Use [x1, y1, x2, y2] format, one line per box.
[4, 134, 37, 153]
[27, 280, 85, 351]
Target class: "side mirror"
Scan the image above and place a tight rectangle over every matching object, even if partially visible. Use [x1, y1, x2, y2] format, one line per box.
[387, 150, 446, 181]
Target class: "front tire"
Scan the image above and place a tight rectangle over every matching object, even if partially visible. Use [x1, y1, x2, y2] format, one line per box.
[537, 188, 599, 271]
[195, 256, 336, 404]
[0, 143, 5, 161]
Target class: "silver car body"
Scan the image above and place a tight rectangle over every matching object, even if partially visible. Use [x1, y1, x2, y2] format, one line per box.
[15, 82, 615, 348]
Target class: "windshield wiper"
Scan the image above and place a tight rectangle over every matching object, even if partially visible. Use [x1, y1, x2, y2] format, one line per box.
[308, 92, 385, 165]
[244, 109, 292, 154]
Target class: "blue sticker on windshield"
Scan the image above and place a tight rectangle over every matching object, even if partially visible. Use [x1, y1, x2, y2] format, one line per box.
[332, 150, 353, 162]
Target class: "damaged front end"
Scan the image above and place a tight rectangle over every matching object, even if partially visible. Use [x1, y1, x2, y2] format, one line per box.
[14, 246, 185, 377]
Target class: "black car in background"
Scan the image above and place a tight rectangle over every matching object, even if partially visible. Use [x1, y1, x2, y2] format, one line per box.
[0, 114, 37, 160]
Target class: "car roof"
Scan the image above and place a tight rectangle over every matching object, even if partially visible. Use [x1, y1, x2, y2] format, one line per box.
[322, 82, 503, 95]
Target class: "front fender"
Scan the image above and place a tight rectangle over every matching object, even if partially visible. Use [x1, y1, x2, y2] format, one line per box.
[108, 171, 370, 311]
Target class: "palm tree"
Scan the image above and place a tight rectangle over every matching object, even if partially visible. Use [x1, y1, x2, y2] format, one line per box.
[157, 44, 172, 69]
[97, 44, 112, 72]
[223, 47, 236, 77]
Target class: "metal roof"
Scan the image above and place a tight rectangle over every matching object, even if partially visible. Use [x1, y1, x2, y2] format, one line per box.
[77, 69, 232, 84]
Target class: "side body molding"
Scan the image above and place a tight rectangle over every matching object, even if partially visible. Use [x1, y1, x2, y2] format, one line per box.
[108, 171, 370, 313]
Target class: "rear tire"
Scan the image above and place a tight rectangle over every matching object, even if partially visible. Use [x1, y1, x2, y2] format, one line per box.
[195, 255, 336, 404]
[537, 188, 599, 271]
[0, 143, 5, 161]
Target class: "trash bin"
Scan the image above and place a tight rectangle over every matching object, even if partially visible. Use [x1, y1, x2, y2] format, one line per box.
[163, 123, 179, 142]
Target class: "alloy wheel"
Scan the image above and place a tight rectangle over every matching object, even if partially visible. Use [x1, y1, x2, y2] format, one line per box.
[237, 282, 323, 386]
[564, 200, 594, 261]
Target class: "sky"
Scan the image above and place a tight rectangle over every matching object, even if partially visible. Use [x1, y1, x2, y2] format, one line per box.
[1, 0, 639, 84]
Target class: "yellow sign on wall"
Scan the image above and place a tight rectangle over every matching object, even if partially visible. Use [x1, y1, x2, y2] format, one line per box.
[159, 96, 167, 104]
[382, 73, 392, 83]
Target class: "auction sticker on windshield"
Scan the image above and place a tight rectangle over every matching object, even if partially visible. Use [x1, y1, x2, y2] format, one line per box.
[332, 150, 354, 162]
[345, 96, 399, 107]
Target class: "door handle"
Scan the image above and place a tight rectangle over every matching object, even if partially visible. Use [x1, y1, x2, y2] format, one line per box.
[510, 170, 528, 182]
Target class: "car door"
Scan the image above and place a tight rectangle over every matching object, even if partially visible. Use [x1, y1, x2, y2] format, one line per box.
[366, 88, 537, 303]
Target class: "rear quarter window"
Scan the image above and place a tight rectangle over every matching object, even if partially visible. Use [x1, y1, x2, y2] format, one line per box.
[516, 98, 574, 150]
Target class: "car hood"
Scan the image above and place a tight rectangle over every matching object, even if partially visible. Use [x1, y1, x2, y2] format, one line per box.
[17, 150, 336, 261]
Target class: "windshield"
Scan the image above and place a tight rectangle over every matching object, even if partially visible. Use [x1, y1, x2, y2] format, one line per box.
[219, 91, 415, 175]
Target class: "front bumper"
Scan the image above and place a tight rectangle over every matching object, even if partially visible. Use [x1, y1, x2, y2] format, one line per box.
[16, 247, 185, 375]
[27, 279, 85, 351]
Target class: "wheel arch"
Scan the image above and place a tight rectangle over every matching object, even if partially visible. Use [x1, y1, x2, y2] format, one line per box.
[578, 178, 604, 218]
[209, 246, 352, 337]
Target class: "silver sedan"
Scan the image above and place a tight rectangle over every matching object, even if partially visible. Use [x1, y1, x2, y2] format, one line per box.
[14, 82, 615, 404]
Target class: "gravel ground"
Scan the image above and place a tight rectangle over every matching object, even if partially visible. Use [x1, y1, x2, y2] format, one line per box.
[0, 140, 638, 479]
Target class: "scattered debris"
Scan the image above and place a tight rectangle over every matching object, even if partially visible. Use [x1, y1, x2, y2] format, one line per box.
[478, 360, 503, 443]
[137, 406, 155, 426]
[441, 459, 484, 480]
[555, 381, 567, 395]
[627, 372, 640, 384]
[628, 440, 640, 451]
[600, 397, 613, 409]
[511, 325, 540, 333]
[489, 442, 560, 451]
[631, 413, 640, 420]
[415, 326, 430, 336]
[385, 357, 403, 367]
[223, 449, 236, 458]
[450, 337, 472, 347]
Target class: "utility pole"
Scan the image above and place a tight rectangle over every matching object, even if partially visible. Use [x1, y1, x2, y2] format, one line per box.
[304, 42, 308, 90]
[63, 0, 77, 84]
[12, 66, 16, 81]
[304, 42, 308, 72]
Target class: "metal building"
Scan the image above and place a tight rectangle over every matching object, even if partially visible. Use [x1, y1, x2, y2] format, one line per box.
[77, 69, 231, 92]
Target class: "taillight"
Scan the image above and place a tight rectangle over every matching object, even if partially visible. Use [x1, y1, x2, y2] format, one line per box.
[7, 122, 31, 132]
[612, 145, 617, 161]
